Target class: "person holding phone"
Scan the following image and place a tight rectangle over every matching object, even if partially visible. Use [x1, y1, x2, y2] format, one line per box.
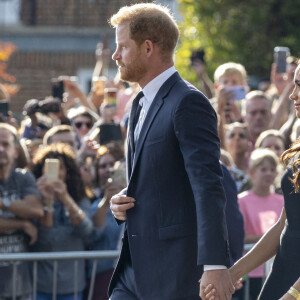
[67, 106, 99, 147]
[30, 143, 92, 300]
[213, 62, 249, 125]
[84, 145, 125, 300]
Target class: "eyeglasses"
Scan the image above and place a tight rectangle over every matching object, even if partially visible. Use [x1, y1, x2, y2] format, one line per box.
[74, 122, 92, 129]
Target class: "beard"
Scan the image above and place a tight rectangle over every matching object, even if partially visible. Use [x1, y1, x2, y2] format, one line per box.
[118, 52, 147, 83]
[0, 155, 9, 168]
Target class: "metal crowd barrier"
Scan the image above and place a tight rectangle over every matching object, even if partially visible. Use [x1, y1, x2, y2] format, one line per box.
[0, 245, 272, 300]
[0, 250, 120, 300]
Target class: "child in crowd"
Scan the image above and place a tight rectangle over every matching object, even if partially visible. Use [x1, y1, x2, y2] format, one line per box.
[255, 130, 286, 194]
[238, 148, 284, 300]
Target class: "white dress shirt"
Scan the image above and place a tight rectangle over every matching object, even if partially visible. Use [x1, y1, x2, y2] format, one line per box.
[134, 65, 176, 143]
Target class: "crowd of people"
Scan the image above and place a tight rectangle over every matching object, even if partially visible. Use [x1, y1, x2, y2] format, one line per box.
[0, 3, 299, 300]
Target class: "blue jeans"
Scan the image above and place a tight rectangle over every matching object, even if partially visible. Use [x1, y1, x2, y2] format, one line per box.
[36, 292, 83, 300]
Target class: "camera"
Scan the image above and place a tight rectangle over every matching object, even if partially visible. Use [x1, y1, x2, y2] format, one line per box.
[23, 98, 61, 116]
[38, 97, 61, 114]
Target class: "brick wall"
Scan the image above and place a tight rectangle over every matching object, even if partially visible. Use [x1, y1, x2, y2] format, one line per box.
[20, 0, 151, 27]
[5, 0, 162, 116]
[7, 51, 96, 114]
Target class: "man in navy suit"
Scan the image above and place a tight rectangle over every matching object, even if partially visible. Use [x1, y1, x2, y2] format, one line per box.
[109, 3, 235, 300]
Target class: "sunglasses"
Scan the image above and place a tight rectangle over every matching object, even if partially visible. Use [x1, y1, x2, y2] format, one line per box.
[74, 122, 92, 129]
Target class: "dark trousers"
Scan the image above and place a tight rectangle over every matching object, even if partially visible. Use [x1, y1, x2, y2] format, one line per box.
[109, 260, 141, 300]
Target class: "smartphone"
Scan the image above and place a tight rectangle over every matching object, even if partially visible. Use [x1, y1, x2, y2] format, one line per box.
[274, 46, 290, 73]
[225, 86, 247, 101]
[88, 127, 100, 141]
[45, 158, 60, 184]
[0, 101, 9, 116]
[51, 78, 64, 101]
[104, 88, 117, 107]
[92, 76, 106, 96]
[99, 124, 122, 145]
[109, 165, 126, 187]
[190, 50, 205, 65]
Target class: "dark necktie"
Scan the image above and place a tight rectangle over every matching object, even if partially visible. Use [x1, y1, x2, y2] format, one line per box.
[133, 91, 144, 131]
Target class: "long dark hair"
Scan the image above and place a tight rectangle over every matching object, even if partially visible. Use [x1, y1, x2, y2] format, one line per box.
[31, 143, 86, 202]
[281, 139, 300, 193]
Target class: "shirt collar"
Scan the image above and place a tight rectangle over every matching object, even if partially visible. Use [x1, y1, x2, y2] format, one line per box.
[141, 66, 176, 108]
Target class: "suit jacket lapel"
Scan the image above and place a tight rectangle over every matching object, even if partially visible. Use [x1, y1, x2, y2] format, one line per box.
[130, 72, 181, 176]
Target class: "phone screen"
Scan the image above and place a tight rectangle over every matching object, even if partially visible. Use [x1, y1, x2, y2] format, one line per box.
[104, 88, 117, 107]
[274, 47, 290, 73]
[51, 79, 64, 101]
[0, 101, 9, 116]
[45, 158, 60, 183]
[225, 86, 247, 101]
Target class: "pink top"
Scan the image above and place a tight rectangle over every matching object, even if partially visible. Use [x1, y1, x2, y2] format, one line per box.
[238, 190, 284, 277]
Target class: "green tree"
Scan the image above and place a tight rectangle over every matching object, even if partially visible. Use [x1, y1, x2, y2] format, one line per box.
[175, 0, 300, 87]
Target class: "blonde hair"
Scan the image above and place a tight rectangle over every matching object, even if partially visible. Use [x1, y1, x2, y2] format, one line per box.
[255, 129, 285, 149]
[243, 90, 272, 115]
[249, 148, 278, 171]
[224, 122, 249, 140]
[290, 119, 300, 143]
[110, 3, 179, 59]
[43, 125, 75, 145]
[214, 62, 247, 84]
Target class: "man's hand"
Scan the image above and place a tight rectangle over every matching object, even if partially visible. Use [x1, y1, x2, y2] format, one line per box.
[23, 221, 38, 245]
[110, 195, 135, 221]
[200, 269, 234, 300]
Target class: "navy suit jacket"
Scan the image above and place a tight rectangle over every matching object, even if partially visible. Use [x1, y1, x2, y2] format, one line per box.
[109, 72, 230, 300]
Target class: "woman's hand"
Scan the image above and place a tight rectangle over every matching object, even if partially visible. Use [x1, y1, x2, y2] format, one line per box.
[279, 293, 297, 300]
[51, 179, 69, 203]
[105, 181, 125, 203]
[203, 283, 217, 300]
[203, 279, 243, 300]
[37, 175, 55, 202]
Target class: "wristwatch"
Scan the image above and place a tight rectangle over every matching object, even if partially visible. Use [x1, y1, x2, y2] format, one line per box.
[2, 196, 11, 211]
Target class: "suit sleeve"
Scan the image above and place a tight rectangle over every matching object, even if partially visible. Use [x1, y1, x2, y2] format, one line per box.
[221, 163, 245, 265]
[174, 91, 230, 267]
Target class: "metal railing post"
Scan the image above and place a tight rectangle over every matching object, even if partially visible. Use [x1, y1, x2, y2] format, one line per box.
[33, 261, 38, 300]
[74, 260, 78, 300]
[87, 259, 99, 300]
[52, 261, 58, 300]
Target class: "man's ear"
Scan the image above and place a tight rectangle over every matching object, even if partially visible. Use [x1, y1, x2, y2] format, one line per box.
[144, 40, 154, 57]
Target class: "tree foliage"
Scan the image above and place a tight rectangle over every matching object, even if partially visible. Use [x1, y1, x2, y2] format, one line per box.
[0, 41, 19, 97]
[175, 0, 300, 86]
